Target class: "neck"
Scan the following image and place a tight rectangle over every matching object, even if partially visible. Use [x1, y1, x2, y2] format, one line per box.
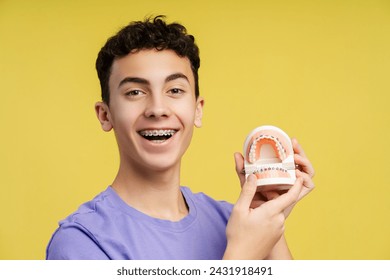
[111, 159, 188, 221]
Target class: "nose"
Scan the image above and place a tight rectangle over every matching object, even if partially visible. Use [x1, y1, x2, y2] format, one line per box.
[144, 94, 171, 119]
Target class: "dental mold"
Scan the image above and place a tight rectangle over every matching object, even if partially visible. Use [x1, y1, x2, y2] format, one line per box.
[243, 125, 296, 190]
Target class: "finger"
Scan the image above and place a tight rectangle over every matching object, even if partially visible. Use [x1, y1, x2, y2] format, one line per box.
[234, 152, 246, 187]
[296, 169, 315, 190]
[292, 138, 315, 178]
[294, 170, 315, 202]
[266, 177, 303, 213]
[234, 174, 258, 211]
[294, 153, 315, 178]
[292, 138, 307, 158]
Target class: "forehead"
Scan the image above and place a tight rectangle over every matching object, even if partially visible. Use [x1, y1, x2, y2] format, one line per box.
[109, 49, 194, 88]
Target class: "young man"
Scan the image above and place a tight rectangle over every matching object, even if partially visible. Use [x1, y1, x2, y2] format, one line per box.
[46, 16, 315, 260]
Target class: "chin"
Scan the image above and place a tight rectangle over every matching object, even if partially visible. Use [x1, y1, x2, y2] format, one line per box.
[141, 154, 181, 173]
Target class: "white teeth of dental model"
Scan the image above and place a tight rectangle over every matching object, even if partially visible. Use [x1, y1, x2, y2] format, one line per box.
[248, 135, 286, 163]
[140, 130, 176, 137]
[243, 125, 296, 189]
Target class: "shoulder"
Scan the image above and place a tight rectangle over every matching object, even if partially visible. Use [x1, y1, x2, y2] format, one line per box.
[46, 188, 116, 259]
[46, 225, 109, 259]
[60, 187, 116, 228]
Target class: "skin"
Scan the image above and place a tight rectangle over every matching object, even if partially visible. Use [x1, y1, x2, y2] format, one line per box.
[95, 48, 315, 259]
[95, 49, 204, 221]
[224, 139, 315, 259]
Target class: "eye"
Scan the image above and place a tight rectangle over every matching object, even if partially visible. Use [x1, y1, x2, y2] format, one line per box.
[125, 89, 145, 96]
[168, 88, 184, 95]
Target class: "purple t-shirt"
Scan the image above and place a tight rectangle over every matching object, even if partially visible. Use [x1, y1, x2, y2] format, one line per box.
[46, 186, 233, 260]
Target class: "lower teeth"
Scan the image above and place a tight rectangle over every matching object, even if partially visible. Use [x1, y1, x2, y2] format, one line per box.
[145, 136, 171, 142]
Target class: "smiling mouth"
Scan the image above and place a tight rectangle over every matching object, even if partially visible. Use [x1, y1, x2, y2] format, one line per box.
[138, 129, 177, 143]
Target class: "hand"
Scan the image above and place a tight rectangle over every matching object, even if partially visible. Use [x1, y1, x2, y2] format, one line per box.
[234, 152, 269, 209]
[280, 138, 315, 217]
[292, 138, 315, 199]
[224, 174, 303, 259]
[233, 138, 315, 218]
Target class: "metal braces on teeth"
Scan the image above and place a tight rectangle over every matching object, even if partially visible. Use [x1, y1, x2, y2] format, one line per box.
[140, 130, 176, 137]
[245, 164, 288, 174]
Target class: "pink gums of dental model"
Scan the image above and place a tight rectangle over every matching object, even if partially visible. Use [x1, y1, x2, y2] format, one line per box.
[243, 125, 296, 190]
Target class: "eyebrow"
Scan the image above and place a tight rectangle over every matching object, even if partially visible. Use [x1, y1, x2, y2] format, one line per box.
[118, 77, 149, 88]
[118, 73, 189, 89]
[165, 73, 189, 83]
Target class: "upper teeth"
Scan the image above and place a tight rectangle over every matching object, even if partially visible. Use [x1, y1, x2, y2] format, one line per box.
[249, 135, 286, 163]
[140, 129, 176, 137]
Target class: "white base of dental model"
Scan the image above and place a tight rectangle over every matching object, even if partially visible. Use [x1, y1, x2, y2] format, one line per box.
[243, 125, 296, 191]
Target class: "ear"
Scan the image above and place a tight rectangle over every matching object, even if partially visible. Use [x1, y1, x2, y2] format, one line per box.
[95, 102, 113, 132]
[194, 97, 204, 128]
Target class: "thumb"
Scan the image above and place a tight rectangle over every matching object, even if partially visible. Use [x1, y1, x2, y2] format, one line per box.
[234, 174, 257, 210]
[267, 177, 303, 213]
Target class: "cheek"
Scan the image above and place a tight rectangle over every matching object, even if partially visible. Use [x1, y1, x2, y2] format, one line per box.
[111, 105, 140, 130]
[176, 106, 197, 127]
[173, 97, 198, 124]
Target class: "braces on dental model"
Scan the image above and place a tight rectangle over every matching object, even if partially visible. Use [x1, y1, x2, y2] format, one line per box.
[243, 125, 296, 190]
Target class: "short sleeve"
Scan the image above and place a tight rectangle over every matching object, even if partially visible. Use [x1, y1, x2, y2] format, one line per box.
[46, 226, 110, 260]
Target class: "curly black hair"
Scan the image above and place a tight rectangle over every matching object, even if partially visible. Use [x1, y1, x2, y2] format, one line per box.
[96, 16, 200, 105]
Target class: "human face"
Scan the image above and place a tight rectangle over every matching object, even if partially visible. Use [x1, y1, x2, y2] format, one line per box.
[96, 49, 204, 173]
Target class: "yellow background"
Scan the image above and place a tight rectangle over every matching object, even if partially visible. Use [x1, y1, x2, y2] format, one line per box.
[1, 0, 389, 259]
